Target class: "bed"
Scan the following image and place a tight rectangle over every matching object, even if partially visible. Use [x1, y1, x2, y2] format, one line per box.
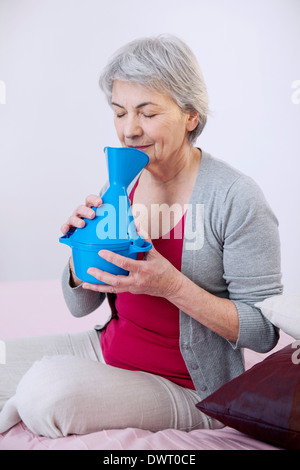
[0, 279, 299, 450]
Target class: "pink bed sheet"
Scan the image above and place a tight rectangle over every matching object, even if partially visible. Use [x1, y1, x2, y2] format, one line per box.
[0, 423, 280, 450]
[0, 280, 291, 450]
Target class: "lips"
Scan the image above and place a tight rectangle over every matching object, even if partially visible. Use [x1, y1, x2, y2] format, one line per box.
[127, 145, 152, 151]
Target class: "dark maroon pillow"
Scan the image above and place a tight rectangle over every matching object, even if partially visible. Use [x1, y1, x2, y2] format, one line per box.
[196, 343, 300, 450]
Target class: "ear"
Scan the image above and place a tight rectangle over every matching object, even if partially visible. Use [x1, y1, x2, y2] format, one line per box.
[186, 110, 200, 132]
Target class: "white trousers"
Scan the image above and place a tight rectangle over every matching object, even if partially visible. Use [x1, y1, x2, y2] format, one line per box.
[0, 330, 222, 438]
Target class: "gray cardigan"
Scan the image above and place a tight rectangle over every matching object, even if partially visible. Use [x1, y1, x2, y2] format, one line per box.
[61, 150, 283, 399]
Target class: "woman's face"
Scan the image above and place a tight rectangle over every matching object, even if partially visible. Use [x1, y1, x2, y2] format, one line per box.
[111, 80, 197, 170]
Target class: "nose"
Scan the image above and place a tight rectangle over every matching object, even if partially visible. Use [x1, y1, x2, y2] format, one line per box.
[124, 115, 143, 140]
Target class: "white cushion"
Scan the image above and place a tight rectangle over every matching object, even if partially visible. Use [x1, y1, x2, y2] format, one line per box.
[256, 294, 300, 340]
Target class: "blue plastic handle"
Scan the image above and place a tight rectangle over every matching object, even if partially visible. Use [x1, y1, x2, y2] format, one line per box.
[128, 239, 152, 254]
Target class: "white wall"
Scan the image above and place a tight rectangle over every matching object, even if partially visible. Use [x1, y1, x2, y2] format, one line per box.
[0, 0, 299, 293]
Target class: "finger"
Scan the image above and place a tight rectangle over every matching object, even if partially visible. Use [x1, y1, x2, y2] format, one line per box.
[82, 282, 126, 294]
[98, 250, 140, 272]
[61, 225, 70, 234]
[61, 222, 80, 234]
[82, 283, 104, 292]
[66, 214, 86, 229]
[60, 223, 70, 234]
[64, 203, 98, 232]
[73, 204, 96, 219]
[60, 218, 84, 233]
[86, 267, 130, 290]
[85, 194, 102, 208]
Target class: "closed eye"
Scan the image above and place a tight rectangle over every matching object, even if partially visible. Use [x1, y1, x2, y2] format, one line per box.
[115, 113, 156, 119]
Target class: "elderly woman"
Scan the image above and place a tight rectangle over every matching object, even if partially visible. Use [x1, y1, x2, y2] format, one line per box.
[0, 35, 282, 438]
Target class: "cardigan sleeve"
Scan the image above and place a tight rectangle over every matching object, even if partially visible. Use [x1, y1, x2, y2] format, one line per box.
[61, 262, 106, 318]
[222, 175, 283, 352]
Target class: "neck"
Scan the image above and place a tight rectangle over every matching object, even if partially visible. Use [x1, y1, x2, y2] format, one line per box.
[145, 146, 201, 188]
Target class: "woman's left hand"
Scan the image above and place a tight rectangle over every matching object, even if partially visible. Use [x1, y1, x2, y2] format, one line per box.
[82, 235, 182, 299]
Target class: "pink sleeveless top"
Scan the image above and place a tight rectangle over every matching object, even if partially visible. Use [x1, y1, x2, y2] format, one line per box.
[100, 180, 194, 389]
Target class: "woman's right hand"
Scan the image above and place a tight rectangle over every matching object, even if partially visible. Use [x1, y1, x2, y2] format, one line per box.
[60, 194, 102, 287]
[60, 194, 102, 235]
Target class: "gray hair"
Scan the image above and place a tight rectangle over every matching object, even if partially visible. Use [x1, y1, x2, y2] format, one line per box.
[99, 34, 209, 143]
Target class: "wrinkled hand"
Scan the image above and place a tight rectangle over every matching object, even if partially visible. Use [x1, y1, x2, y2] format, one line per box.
[82, 232, 183, 299]
[60, 194, 102, 235]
